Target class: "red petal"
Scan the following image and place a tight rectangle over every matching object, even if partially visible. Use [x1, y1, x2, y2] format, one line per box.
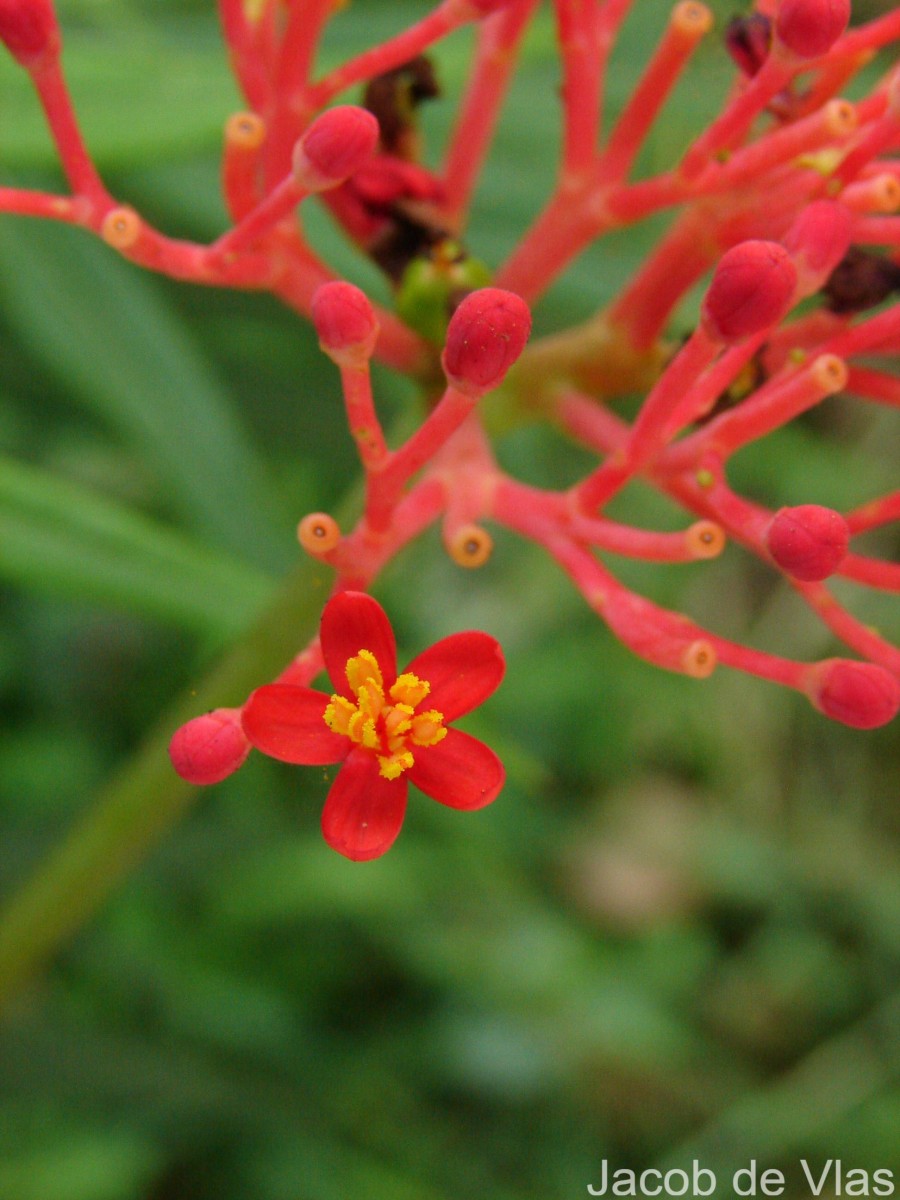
[242, 685, 346, 764]
[409, 728, 505, 810]
[321, 749, 408, 860]
[404, 631, 504, 721]
[320, 591, 397, 696]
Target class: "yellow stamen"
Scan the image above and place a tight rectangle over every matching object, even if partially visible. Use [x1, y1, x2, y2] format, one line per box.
[390, 672, 430, 707]
[346, 649, 383, 694]
[323, 649, 446, 779]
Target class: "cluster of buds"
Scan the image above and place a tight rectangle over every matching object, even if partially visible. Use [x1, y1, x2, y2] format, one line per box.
[4, 0, 900, 856]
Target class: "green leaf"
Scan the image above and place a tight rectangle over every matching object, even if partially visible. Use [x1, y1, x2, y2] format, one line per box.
[0, 454, 275, 636]
[0, 220, 293, 570]
[0, 9, 239, 170]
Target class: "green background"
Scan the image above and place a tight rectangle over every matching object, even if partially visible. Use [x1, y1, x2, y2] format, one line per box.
[0, 1, 898, 1197]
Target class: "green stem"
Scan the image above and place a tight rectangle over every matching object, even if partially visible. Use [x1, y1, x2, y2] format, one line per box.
[0, 553, 334, 1016]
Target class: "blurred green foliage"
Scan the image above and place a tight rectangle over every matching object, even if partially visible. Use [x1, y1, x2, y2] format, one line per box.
[0, 2, 898, 1198]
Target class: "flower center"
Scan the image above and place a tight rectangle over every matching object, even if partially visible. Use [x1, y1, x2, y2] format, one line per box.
[322, 648, 447, 779]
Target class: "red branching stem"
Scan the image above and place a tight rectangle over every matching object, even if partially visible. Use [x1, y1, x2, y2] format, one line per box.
[794, 580, 900, 673]
[823, 305, 900, 358]
[493, 183, 605, 301]
[592, 0, 639, 139]
[30, 58, 112, 208]
[365, 386, 481, 530]
[668, 355, 848, 467]
[261, 0, 341, 180]
[832, 103, 900, 190]
[441, 0, 539, 223]
[274, 642, 326, 689]
[695, 100, 858, 194]
[846, 367, 900, 409]
[210, 174, 307, 258]
[573, 326, 722, 511]
[605, 209, 714, 348]
[845, 492, 900, 534]
[840, 173, 900, 215]
[598, 1, 712, 184]
[0, 188, 79, 221]
[338, 363, 390, 473]
[217, 0, 272, 111]
[99, 210, 274, 287]
[331, 475, 448, 588]
[274, 0, 335, 98]
[554, 0, 605, 181]
[705, 639, 806, 691]
[840, 554, 900, 593]
[851, 215, 900, 246]
[678, 54, 798, 179]
[305, 3, 463, 110]
[222, 113, 267, 222]
[497, 472, 725, 561]
[554, 389, 630, 457]
[833, 8, 900, 61]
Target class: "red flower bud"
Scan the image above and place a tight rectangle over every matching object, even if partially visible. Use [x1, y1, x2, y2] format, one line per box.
[0, 0, 58, 66]
[765, 504, 850, 581]
[775, 0, 850, 59]
[804, 660, 900, 729]
[169, 708, 251, 785]
[441, 287, 531, 396]
[784, 200, 852, 291]
[701, 241, 797, 343]
[311, 281, 379, 367]
[292, 106, 379, 192]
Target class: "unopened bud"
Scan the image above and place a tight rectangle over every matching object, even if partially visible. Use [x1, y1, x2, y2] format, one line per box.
[784, 201, 852, 291]
[441, 287, 531, 396]
[311, 281, 379, 367]
[765, 504, 849, 581]
[0, 0, 58, 66]
[169, 708, 251, 785]
[701, 241, 797, 342]
[804, 659, 900, 729]
[775, 0, 850, 59]
[292, 106, 379, 192]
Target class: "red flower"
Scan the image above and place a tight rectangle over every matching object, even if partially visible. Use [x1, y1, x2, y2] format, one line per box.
[241, 592, 506, 861]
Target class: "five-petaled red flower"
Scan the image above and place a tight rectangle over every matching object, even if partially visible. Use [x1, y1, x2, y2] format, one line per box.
[241, 591, 506, 860]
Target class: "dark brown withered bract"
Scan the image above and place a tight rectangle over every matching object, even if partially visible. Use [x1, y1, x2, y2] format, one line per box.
[724, 13, 772, 77]
[824, 247, 900, 314]
[363, 56, 440, 158]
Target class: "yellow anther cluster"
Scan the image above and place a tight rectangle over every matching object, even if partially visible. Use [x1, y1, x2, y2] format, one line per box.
[323, 650, 447, 779]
